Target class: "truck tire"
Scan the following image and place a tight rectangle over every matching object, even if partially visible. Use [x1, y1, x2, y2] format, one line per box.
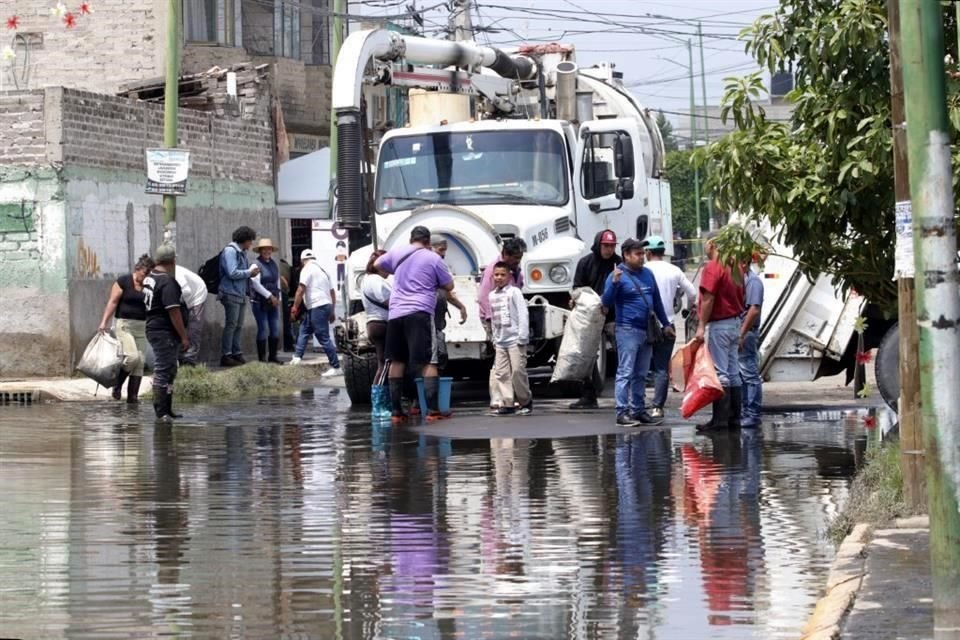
[875, 323, 900, 412]
[343, 351, 378, 405]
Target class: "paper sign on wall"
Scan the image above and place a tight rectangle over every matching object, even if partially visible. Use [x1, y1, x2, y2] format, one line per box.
[145, 149, 190, 195]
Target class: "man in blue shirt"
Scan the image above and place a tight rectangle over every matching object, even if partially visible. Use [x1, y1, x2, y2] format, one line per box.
[218, 226, 260, 367]
[738, 260, 764, 428]
[601, 238, 675, 427]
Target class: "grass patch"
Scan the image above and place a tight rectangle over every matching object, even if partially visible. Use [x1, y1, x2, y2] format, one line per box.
[171, 362, 316, 403]
[827, 443, 909, 545]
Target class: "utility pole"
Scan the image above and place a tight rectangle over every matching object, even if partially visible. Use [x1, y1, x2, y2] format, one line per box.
[449, 0, 473, 41]
[900, 2, 960, 636]
[328, 0, 346, 200]
[163, 0, 180, 240]
[887, 0, 925, 513]
[697, 21, 714, 229]
[687, 39, 701, 240]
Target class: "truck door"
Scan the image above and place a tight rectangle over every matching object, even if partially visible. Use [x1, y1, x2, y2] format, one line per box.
[576, 118, 649, 246]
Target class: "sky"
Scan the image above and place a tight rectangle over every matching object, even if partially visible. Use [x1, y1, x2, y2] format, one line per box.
[354, 0, 779, 129]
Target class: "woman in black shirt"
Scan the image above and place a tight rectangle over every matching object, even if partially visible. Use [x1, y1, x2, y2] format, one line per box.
[97, 254, 155, 402]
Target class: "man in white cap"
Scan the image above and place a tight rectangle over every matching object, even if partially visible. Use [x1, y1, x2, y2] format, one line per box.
[143, 244, 190, 423]
[290, 249, 341, 375]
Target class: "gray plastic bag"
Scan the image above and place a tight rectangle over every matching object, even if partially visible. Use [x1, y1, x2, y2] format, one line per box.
[76, 332, 125, 388]
[551, 287, 605, 383]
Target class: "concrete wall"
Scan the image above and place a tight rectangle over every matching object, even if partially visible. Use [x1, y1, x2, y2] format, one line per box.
[2, 0, 164, 93]
[0, 87, 280, 377]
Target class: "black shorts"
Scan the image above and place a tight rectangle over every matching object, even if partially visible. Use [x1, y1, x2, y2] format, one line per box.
[385, 311, 436, 367]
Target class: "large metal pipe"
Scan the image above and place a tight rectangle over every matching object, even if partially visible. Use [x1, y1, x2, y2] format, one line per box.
[336, 111, 364, 230]
[556, 61, 577, 122]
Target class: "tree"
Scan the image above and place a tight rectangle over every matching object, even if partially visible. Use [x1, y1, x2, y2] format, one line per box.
[656, 110, 679, 152]
[664, 149, 700, 238]
[694, 0, 960, 313]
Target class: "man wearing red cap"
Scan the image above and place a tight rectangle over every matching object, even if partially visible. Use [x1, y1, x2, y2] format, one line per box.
[568, 229, 621, 409]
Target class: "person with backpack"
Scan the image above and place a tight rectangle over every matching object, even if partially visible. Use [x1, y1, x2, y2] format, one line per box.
[217, 226, 260, 367]
[361, 249, 391, 384]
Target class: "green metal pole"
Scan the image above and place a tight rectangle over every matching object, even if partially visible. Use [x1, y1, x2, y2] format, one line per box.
[329, 0, 345, 190]
[688, 39, 701, 239]
[900, 2, 960, 637]
[163, 0, 180, 235]
[698, 21, 714, 229]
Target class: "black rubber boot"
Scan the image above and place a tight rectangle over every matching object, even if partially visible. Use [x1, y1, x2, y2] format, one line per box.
[389, 377, 406, 420]
[267, 337, 281, 363]
[166, 391, 183, 419]
[126, 376, 142, 404]
[697, 387, 732, 432]
[728, 386, 743, 429]
[256, 340, 268, 363]
[153, 388, 169, 422]
[113, 371, 129, 400]
[569, 377, 599, 409]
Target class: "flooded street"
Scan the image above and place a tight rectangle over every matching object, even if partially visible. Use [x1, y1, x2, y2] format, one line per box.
[0, 387, 870, 639]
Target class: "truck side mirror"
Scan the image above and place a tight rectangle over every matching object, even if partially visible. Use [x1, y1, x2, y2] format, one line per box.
[617, 178, 634, 201]
[614, 133, 635, 179]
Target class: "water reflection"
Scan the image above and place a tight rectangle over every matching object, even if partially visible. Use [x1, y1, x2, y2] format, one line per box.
[0, 397, 862, 639]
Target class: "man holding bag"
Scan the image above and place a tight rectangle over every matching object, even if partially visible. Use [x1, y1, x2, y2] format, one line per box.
[694, 233, 746, 430]
[601, 238, 674, 427]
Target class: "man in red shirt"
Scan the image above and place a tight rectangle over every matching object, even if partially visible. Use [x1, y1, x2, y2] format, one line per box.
[694, 232, 745, 430]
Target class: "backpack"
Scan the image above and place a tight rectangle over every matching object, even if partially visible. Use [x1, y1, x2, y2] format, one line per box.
[198, 251, 223, 294]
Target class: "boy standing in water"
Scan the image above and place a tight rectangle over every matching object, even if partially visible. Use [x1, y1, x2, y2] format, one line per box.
[489, 262, 532, 416]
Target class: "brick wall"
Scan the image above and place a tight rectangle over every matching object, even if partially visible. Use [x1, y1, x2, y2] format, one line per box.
[0, 91, 46, 163]
[58, 89, 274, 184]
[2, 0, 163, 94]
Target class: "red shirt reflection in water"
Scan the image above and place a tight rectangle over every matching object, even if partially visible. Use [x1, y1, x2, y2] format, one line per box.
[681, 444, 763, 626]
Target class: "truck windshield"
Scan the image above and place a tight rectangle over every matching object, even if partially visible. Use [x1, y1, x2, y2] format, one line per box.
[375, 130, 569, 212]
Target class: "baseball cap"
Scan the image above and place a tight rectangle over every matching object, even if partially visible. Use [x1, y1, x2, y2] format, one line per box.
[300, 249, 316, 261]
[641, 235, 666, 250]
[599, 230, 617, 245]
[621, 238, 644, 254]
[410, 225, 431, 242]
[154, 244, 176, 263]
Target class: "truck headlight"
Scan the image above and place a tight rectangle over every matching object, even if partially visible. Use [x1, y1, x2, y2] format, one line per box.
[549, 264, 570, 284]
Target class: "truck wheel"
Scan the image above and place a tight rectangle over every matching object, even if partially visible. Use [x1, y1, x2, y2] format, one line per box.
[875, 323, 900, 412]
[343, 351, 378, 405]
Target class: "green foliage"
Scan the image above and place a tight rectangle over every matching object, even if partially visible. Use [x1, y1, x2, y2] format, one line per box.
[827, 443, 907, 546]
[665, 149, 701, 238]
[691, 0, 960, 313]
[172, 362, 315, 403]
[656, 110, 679, 152]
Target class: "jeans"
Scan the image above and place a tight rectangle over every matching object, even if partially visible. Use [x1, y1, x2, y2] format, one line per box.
[220, 295, 247, 356]
[707, 317, 741, 388]
[181, 303, 206, 365]
[614, 325, 653, 417]
[739, 329, 762, 425]
[147, 331, 180, 392]
[251, 301, 280, 341]
[650, 335, 676, 409]
[295, 304, 339, 367]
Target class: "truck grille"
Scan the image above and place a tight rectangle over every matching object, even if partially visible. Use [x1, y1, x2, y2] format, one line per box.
[555, 217, 571, 233]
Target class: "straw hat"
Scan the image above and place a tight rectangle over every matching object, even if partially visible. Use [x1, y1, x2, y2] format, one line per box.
[255, 238, 276, 251]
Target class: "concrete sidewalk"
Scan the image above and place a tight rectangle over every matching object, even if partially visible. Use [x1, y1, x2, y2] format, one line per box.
[802, 516, 932, 640]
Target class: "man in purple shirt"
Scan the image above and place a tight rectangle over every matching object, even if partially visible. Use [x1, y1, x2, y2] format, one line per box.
[375, 225, 455, 423]
[477, 238, 527, 408]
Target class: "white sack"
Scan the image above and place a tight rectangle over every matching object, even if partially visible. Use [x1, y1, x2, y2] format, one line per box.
[76, 332, 125, 388]
[551, 287, 605, 383]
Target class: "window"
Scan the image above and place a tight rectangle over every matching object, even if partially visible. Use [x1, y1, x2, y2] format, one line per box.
[375, 130, 570, 213]
[185, 0, 236, 45]
[241, 0, 302, 59]
[274, 0, 301, 59]
[580, 132, 619, 200]
[308, 0, 330, 64]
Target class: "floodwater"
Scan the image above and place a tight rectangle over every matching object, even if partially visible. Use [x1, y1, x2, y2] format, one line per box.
[0, 388, 874, 639]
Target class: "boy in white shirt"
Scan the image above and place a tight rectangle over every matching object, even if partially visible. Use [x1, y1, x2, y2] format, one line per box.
[489, 262, 532, 416]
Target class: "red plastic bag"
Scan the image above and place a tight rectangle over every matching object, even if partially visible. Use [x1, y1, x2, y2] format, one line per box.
[670, 340, 725, 418]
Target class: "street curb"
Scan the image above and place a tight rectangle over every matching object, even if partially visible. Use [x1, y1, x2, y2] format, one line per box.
[800, 522, 871, 640]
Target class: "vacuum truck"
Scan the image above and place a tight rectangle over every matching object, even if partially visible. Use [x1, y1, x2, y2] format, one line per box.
[329, 29, 674, 403]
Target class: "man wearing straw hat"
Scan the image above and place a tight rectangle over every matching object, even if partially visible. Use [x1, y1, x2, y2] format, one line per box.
[251, 237, 284, 363]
